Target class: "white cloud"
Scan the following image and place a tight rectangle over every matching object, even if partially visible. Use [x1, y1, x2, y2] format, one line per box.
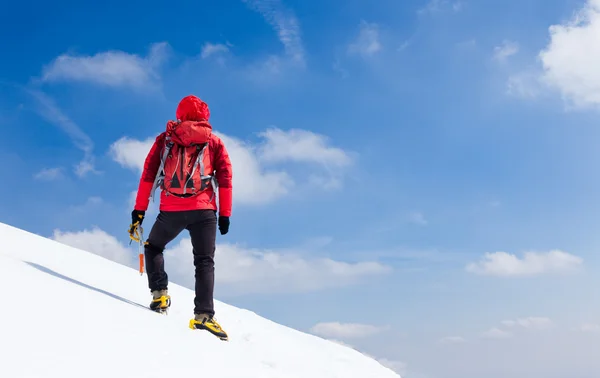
[536, 0, 600, 108]
[51, 227, 392, 296]
[34, 167, 64, 181]
[501, 317, 554, 330]
[52, 227, 135, 267]
[493, 40, 519, 62]
[242, 0, 305, 66]
[29, 90, 98, 178]
[348, 21, 381, 57]
[217, 131, 294, 204]
[510, 0, 600, 108]
[257, 128, 352, 167]
[109, 127, 352, 205]
[108, 136, 155, 172]
[310, 322, 387, 339]
[212, 242, 392, 294]
[40, 42, 168, 90]
[481, 327, 513, 339]
[465, 249, 583, 276]
[257, 128, 353, 191]
[201, 42, 230, 59]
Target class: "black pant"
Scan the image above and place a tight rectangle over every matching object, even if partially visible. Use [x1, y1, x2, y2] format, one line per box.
[144, 209, 216, 316]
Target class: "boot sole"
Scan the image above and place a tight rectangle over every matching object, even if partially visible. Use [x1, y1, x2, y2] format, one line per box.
[152, 308, 169, 315]
[189, 321, 228, 341]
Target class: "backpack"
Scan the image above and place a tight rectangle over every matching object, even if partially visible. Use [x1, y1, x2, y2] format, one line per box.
[150, 120, 217, 202]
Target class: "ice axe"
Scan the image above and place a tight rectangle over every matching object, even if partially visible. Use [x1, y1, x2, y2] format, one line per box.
[129, 223, 145, 276]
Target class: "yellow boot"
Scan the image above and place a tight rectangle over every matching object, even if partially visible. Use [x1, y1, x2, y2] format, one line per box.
[189, 313, 228, 341]
[150, 289, 170, 314]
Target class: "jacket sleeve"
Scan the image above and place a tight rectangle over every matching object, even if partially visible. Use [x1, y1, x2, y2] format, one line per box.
[213, 136, 233, 217]
[134, 133, 164, 211]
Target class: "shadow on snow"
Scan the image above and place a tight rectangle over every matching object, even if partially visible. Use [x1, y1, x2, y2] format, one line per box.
[23, 261, 149, 311]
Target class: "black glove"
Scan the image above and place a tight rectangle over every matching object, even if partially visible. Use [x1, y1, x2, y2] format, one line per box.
[129, 210, 145, 236]
[218, 216, 230, 235]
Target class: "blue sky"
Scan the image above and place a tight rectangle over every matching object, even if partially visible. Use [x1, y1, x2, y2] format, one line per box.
[3, 0, 600, 376]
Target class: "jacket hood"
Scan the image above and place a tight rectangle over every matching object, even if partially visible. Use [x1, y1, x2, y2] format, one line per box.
[176, 95, 210, 122]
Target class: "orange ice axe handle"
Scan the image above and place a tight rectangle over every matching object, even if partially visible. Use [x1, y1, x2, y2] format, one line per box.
[139, 253, 144, 275]
[138, 226, 145, 276]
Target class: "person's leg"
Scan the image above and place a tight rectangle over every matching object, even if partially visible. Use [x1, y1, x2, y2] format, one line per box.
[185, 210, 217, 316]
[145, 211, 187, 294]
[186, 210, 227, 339]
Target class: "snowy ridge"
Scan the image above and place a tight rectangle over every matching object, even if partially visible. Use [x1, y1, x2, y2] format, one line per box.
[0, 222, 400, 378]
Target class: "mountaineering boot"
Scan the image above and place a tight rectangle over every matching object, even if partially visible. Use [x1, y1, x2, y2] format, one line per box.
[149, 289, 171, 314]
[189, 313, 228, 341]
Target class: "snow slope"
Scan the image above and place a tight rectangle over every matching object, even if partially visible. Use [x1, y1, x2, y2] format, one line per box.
[0, 222, 401, 378]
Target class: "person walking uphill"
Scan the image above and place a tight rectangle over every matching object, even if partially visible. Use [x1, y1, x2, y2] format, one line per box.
[127, 94, 232, 341]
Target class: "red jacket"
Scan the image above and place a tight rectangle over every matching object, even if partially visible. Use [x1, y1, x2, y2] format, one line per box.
[133, 95, 233, 217]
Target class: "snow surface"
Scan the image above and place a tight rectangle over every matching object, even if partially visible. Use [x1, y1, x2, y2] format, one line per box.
[0, 222, 400, 378]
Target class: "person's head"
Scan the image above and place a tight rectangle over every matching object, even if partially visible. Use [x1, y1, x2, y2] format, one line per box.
[176, 95, 210, 122]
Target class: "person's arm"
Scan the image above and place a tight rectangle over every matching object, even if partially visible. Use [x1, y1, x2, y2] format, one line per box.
[213, 137, 233, 217]
[134, 133, 164, 212]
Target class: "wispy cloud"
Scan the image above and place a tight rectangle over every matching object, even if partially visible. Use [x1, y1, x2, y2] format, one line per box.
[201, 42, 231, 59]
[480, 317, 553, 340]
[418, 0, 463, 15]
[40, 42, 169, 91]
[348, 21, 381, 58]
[310, 322, 387, 339]
[241, 0, 305, 66]
[481, 327, 513, 339]
[28, 90, 98, 178]
[33, 167, 64, 181]
[506, 70, 545, 99]
[493, 40, 519, 62]
[465, 249, 583, 277]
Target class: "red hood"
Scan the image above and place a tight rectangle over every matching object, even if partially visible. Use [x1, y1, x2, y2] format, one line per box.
[176, 95, 210, 122]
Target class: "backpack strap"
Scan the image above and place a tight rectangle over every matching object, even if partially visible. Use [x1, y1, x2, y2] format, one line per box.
[150, 138, 174, 203]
